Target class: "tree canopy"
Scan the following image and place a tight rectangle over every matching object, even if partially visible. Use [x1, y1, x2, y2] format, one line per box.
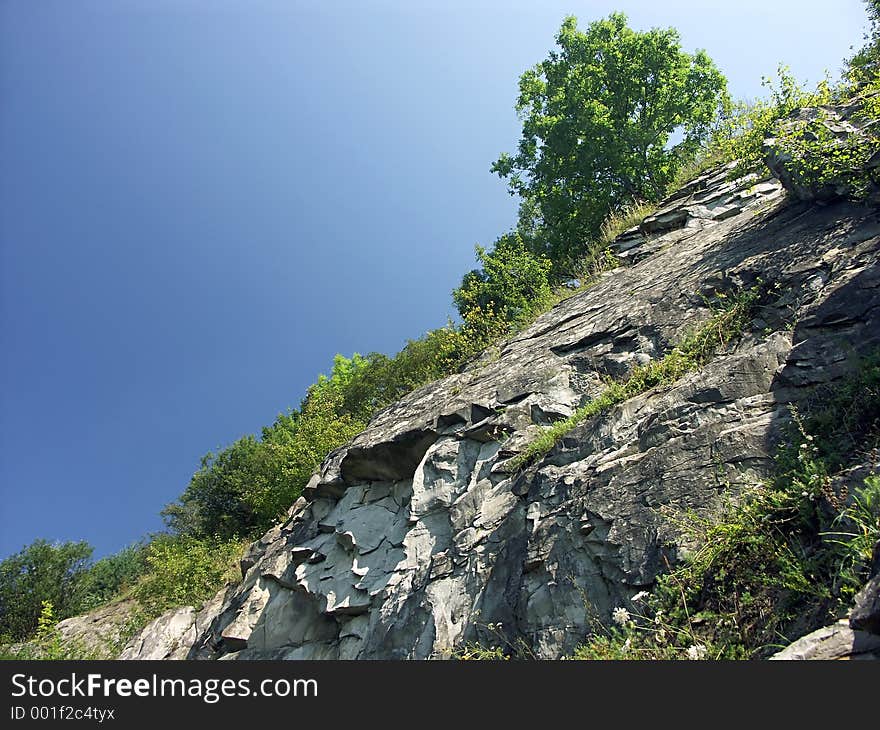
[847, 0, 880, 86]
[492, 13, 728, 270]
[0, 540, 93, 641]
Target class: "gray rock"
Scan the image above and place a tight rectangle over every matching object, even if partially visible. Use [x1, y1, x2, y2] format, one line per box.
[770, 619, 880, 660]
[850, 575, 880, 636]
[55, 599, 136, 659]
[119, 607, 197, 660]
[613, 166, 782, 263]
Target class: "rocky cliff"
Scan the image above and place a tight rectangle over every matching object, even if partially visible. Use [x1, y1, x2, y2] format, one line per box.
[121, 141, 880, 660]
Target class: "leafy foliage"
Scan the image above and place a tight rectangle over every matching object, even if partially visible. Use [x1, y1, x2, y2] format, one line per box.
[0, 601, 99, 661]
[162, 366, 367, 539]
[338, 327, 478, 422]
[453, 233, 552, 328]
[0, 540, 93, 642]
[131, 535, 245, 619]
[493, 13, 728, 269]
[708, 66, 832, 178]
[846, 0, 880, 88]
[76, 542, 148, 612]
[768, 90, 880, 200]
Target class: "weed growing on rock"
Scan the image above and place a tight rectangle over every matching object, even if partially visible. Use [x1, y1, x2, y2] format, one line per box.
[509, 284, 764, 470]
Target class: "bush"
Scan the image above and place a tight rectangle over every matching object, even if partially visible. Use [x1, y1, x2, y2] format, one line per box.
[846, 0, 880, 89]
[709, 65, 832, 178]
[77, 542, 148, 612]
[131, 535, 245, 619]
[0, 601, 98, 661]
[453, 233, 552, 328]
[163, 370, 366, 539]
[767, 91, 880, 201]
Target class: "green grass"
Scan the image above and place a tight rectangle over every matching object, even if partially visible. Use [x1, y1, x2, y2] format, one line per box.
[508, 285, 762, 471]
[598, 200, 660, 246]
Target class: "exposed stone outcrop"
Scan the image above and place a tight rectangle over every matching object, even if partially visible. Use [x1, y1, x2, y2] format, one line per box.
[849, 540, 880, 636]
[121, 147, 880, 661]
[55, 598, 136, 659]
[612, 162, 783, 264]
[118, 584, 236, 660]
[769, 619, 880, 660]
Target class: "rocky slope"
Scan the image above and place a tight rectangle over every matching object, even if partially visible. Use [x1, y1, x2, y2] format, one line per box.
[122, 135, 880, 660]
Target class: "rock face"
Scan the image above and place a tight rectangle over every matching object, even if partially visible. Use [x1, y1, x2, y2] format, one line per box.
[55, 599, 136, 659]
[122, 159, 880, 660]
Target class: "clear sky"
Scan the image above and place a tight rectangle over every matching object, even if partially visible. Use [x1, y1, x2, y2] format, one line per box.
[0, 0, 870, 560]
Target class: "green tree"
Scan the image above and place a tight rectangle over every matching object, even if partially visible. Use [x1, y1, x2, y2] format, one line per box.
[492, 13, 728, 270]
[453, 232, 552, 327]
[131, 535, 244, 618]
[0, 540, 93, 641]
[846, 0, 880, 87]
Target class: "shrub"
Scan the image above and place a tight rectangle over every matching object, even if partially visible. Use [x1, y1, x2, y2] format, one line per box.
[845, 0, 880, 90]
[0, 601, 97, 661]
[767, 91, 880, 201]
[453, 233, 553, 328]
[709, 65, 832, 178]
[163, 376, 365, 539]
[77, 542, 148, 612]
[131, 535, 246, 619]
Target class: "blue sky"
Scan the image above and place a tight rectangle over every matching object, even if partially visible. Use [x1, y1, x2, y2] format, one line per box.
[0, 0, 869, 560]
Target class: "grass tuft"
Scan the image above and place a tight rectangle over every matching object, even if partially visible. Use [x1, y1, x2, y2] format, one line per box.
[508, 285, 762, 471]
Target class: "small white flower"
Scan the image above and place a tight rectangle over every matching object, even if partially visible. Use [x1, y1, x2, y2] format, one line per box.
[801, 491, 809, 497]
[632, 591, 650, 603]
[686, 643, 708, 660]
[654, 611, 664, 625]
[612, 607, 631, 626]
[623, 638, 632, 651]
